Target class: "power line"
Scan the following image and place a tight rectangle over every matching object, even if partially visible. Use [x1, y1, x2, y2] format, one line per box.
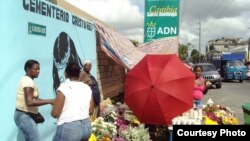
[199, 18, 201, 62]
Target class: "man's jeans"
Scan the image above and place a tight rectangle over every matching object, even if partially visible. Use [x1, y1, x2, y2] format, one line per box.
[14, 110, 40, 141]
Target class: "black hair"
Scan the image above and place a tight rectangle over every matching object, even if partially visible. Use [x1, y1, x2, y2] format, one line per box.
[52, 32, 83, 93]
[193, 65, 203, 72]
[24, 60, 39, 72]
[65, 62, 81, 78]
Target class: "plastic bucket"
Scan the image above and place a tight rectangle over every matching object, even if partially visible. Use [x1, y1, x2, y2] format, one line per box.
[242, 103, 250, 125]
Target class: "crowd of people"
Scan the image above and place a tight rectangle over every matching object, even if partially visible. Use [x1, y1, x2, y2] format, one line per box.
[14, 59, 100, 141]
[15, 59, 213, 141]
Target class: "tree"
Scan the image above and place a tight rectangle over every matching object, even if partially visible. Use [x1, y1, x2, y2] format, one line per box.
[191, 49, 200, 63]
[178, 44, 188, 61]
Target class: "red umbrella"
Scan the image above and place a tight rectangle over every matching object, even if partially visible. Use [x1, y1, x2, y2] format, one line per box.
[124, 54, 195, 125]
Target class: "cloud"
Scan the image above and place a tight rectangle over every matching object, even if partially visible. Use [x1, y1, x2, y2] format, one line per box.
[180, 0, 250, 21]
[203, 17, 247, 38]
[66, 0, 144, 42]
[120, 28, 144, 42]
[67, 0, 250, 51]
[179, 30, 198, 44]
[180, 0, 250, 53]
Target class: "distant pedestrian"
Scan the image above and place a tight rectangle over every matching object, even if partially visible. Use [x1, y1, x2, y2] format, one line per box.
[193, 65, 211, 108]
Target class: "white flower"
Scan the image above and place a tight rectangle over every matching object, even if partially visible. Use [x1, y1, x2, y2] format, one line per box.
[207, 98, 214, 106]
[119, 124, 151, 141]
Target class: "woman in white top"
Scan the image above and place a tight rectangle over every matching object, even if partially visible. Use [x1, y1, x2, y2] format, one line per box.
[14, 59, 54, 141]
[51, 62, 94, 141]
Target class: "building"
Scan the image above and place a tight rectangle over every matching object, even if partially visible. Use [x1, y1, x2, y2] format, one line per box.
[207, 37, 246, 53]
[205, 37, 248, 61]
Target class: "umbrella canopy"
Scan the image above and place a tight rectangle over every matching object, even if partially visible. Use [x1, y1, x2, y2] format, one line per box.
[124, 54, 195, 125]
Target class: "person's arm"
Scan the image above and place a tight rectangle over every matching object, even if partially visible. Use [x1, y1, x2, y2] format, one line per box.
[203, 80, 211, 95]
[79, 71, 93, 86]
[89, 95, 95, 115]
[203, 87, 208, 94]
[24, 87, 54, 106]
[51, 91, 65, 118]
[79, 71, 84, 81]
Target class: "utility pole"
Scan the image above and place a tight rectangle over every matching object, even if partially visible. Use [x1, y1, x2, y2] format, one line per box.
[199, 19, 201, 62]
[187, 43, 193, 61]
[248, 38, 250, 62]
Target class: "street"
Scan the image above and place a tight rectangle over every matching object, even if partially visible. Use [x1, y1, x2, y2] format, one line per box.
[203, 79, 250, 124]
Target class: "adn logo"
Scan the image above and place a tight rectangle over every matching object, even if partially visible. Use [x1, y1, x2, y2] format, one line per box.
[146, 21, 156, 39]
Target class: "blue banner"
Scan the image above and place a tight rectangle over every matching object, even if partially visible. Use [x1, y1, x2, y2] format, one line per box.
[0, 0, 96, 140]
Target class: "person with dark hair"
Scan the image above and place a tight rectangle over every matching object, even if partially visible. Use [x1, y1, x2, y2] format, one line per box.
[193, 65, 211, 108]
[79, 60, 101, 117]
[52, 32, 83, 93]
[14, 59, 54, 141]
[51, 62, 94, 141]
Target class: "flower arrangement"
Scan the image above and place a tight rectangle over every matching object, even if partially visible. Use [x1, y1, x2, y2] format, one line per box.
[91, 117, 117, 140]
[90, 98, 151, 141]
[118, 124, 151, 141]
[202, 99, 239, 125]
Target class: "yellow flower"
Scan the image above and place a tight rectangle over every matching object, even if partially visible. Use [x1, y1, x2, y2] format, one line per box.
[231, 117, 239, 125]
[222, 117, 239, 125]
[132, 119, 140, 125]
[203, 116, 218, 125]
[215, 111, 223, 118]
[88, 133, 97, 141]
[100, 134, 111, 141]
[222, 117, 229, 124]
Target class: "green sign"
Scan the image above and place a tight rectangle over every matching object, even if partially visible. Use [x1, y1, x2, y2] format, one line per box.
[28, 22, 46, 36]
[144, 0, 179, 43]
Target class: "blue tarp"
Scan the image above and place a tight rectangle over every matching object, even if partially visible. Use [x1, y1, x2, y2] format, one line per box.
[221, 53, 245, 60]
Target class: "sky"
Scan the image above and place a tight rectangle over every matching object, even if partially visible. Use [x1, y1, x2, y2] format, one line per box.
[65, 0, 250, 53]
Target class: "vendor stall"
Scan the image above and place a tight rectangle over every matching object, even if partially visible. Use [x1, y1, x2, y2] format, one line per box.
[170, 99, 239, 125]
[89, 98, 151, 141]
[89, 97, 239, 141]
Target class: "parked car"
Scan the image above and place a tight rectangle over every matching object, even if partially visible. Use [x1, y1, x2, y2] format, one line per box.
[245, 61, 250, 79]
[194, 63, 222, 88]
[246, 66, 250, 79]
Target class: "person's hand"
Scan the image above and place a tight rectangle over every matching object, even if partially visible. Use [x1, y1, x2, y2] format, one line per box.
[205, 81, 212, 87]
[50, 99, 55, 105]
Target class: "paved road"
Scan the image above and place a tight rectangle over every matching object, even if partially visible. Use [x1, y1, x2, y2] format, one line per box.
[203, 79, 250, 124]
